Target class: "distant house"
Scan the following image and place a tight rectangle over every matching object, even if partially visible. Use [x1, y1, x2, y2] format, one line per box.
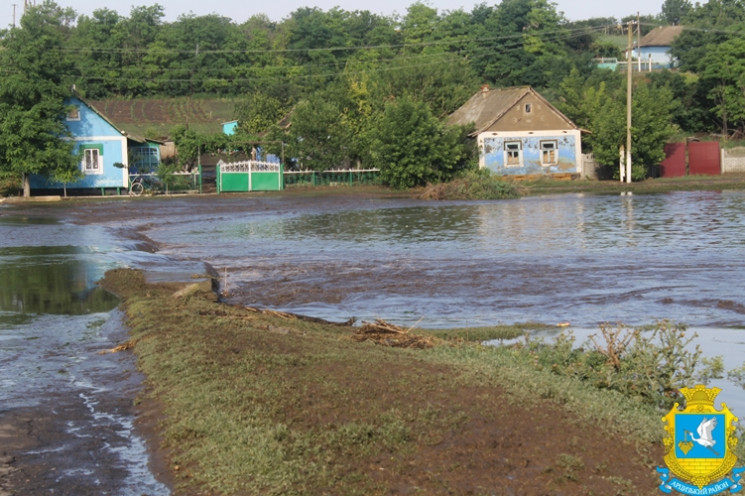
[29, 96, 161, 194]
[447, 85, 583, 176]
[636, 26, 684, 69]
[222, 120, 238, 135]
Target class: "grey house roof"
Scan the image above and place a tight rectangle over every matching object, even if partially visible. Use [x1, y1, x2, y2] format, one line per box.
[446, 85, 579, 137]
[639, 26, 684, 47]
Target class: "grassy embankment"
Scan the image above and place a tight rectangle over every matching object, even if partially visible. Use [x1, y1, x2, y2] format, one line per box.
[100, 269, 663, 495]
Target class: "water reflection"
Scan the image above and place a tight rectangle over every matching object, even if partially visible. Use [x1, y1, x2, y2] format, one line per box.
[0, 213, 168, 495]
[0, 246, 118, 315]
[147, 190, 745, 330]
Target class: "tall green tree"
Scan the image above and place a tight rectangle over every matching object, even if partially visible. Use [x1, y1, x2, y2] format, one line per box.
[68, 8, 126, 98]
[117, 4, 165, 96]
[465, 0, 573, 89]
[0, 1, 79, 196]
[669, 0, 745, 73]
[367, 95, 470, 188]
[234, 92, 288, 138]
[559, 71, 678, 179]
[660, 0, 693, 25]
[699, 36, 745, 136]
[285, 92, 352, 171]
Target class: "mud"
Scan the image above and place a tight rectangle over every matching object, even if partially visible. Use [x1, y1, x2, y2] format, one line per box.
[3, 188, 745, 494]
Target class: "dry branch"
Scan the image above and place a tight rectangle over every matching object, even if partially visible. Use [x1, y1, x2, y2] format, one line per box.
[353, 319, 434, 349]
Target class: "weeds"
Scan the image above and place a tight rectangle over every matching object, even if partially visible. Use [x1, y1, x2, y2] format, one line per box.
[418, 169, 520, 200]
[521, 321, 710, 409]
[554, 453, 584, 482]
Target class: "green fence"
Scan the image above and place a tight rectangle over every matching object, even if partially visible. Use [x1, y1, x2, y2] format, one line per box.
[283, 169, 381, 187]
[217, 160, 284, 193]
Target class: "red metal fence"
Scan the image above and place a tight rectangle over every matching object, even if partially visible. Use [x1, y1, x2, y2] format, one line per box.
[660, 141, 721, 177]
[660, 143, 686, 177]
[688, 142, 721, 175]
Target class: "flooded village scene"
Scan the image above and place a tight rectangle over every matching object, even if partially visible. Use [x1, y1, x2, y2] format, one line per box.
[4, 0, 745, 495]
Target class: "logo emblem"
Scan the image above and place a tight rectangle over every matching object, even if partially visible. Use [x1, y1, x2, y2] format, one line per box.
[658, 385, 744, 494]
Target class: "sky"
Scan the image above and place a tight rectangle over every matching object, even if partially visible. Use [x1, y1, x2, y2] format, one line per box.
[2, 0, 664, 30]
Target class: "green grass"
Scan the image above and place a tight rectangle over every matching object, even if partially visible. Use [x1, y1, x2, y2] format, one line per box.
[423, 322, 553, 342]
[516, 174, 745, 196]
[100, 268, 663, 495]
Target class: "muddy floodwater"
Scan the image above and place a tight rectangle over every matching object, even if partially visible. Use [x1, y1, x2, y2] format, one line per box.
[2, 189, 745, 491]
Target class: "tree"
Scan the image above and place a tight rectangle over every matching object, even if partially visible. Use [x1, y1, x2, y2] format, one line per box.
[699, 36, 745, 137]
[171, 125, 229, 170]
[117, 4, 165, 96]
[68, 8, 126, 98]
[465, 0, 573, 89]
[0, 1, 79, 197]
[660, 0, 693, 25]
[366, 95, 470, 189]
[285, 93, 351, 171]
[234, 93, 287, 137]
[559, 71, 678, 179]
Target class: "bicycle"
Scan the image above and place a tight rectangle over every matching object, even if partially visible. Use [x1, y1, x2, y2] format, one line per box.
[128, 174, 160, 196]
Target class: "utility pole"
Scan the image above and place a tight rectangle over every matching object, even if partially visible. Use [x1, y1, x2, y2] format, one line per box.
[12, 4, 16, 27]
[636, 12, 641, 72]
[625, 19, 634, 183]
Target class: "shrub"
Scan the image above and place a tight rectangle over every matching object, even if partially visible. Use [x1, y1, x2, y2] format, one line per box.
[521, 321, 708, 410]
[418, 168, 520, 200]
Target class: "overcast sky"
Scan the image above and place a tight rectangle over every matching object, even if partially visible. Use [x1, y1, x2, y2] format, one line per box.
[1, 0, 663, 31]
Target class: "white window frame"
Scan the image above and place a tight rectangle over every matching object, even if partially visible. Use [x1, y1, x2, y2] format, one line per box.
[82, 148, 102, 175]
[504, 141, 522, 167]
[540, 140, 558, 166]
[66, 106, 80, 121]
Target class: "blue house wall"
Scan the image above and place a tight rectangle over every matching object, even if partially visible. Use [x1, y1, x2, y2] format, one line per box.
[30, 97, 129, 191]
[637, 46, 675, 69]
[222, 120, 238, 135]
[479, 131, 581, 175]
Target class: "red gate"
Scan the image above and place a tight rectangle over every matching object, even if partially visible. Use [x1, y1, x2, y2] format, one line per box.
[660, 143, 686, 177]
[688, 141, 721, 175]
[660, 141, 721, 177]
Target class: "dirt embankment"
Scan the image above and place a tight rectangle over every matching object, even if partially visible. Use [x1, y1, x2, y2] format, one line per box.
[89, 268, 663, 495]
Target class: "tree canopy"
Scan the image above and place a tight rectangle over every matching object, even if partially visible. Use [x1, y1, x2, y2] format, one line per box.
[0, 1, 80, 196]
[2, 0, 745, 187]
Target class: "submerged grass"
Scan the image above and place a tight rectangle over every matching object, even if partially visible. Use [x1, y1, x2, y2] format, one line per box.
[101, 268, 663, 495]
[516, 173, 745, 196]
[423, 322, 552, 342]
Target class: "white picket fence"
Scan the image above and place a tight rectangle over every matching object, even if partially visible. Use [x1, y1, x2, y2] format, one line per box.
[217, 159, 281, 173]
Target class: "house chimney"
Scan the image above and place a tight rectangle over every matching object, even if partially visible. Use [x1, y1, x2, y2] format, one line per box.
[481, 84, 489, 96]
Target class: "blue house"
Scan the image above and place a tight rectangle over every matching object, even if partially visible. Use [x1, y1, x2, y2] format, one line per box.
[636, 26, 684, 70]
[30, 97, 160, 194]
[222, 120, 239, 135]
[447, 86, 583, 176]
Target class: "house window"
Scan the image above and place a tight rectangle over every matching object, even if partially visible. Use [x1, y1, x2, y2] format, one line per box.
[524, 103, 532, 113]
[540, 140, 558, 165]
[131, 147, 159, 173]
[81, 146, 103, 175]
[505, 141, 522, 167]
[67, 106, 80, 121]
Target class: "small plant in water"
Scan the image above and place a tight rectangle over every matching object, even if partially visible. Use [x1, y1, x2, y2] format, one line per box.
[522, 321, 717, 410]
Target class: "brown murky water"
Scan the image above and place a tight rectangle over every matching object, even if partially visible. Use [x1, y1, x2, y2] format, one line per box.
[2, 189, 745, 492]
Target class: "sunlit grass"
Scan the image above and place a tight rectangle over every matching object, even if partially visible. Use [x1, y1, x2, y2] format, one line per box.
[101, 268, 663, 495]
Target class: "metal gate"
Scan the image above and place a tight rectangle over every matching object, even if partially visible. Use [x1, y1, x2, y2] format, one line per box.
[688, 142, 721, 175]
[660, 143, 686, 177]
[216, 160, 283, 193]
[661, 141, 721, 177]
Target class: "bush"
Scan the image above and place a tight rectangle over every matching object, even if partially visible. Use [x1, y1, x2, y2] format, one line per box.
[418, 169, 520, 200]
[521, 321, 708, 410]
[0, 172, 20, 197]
